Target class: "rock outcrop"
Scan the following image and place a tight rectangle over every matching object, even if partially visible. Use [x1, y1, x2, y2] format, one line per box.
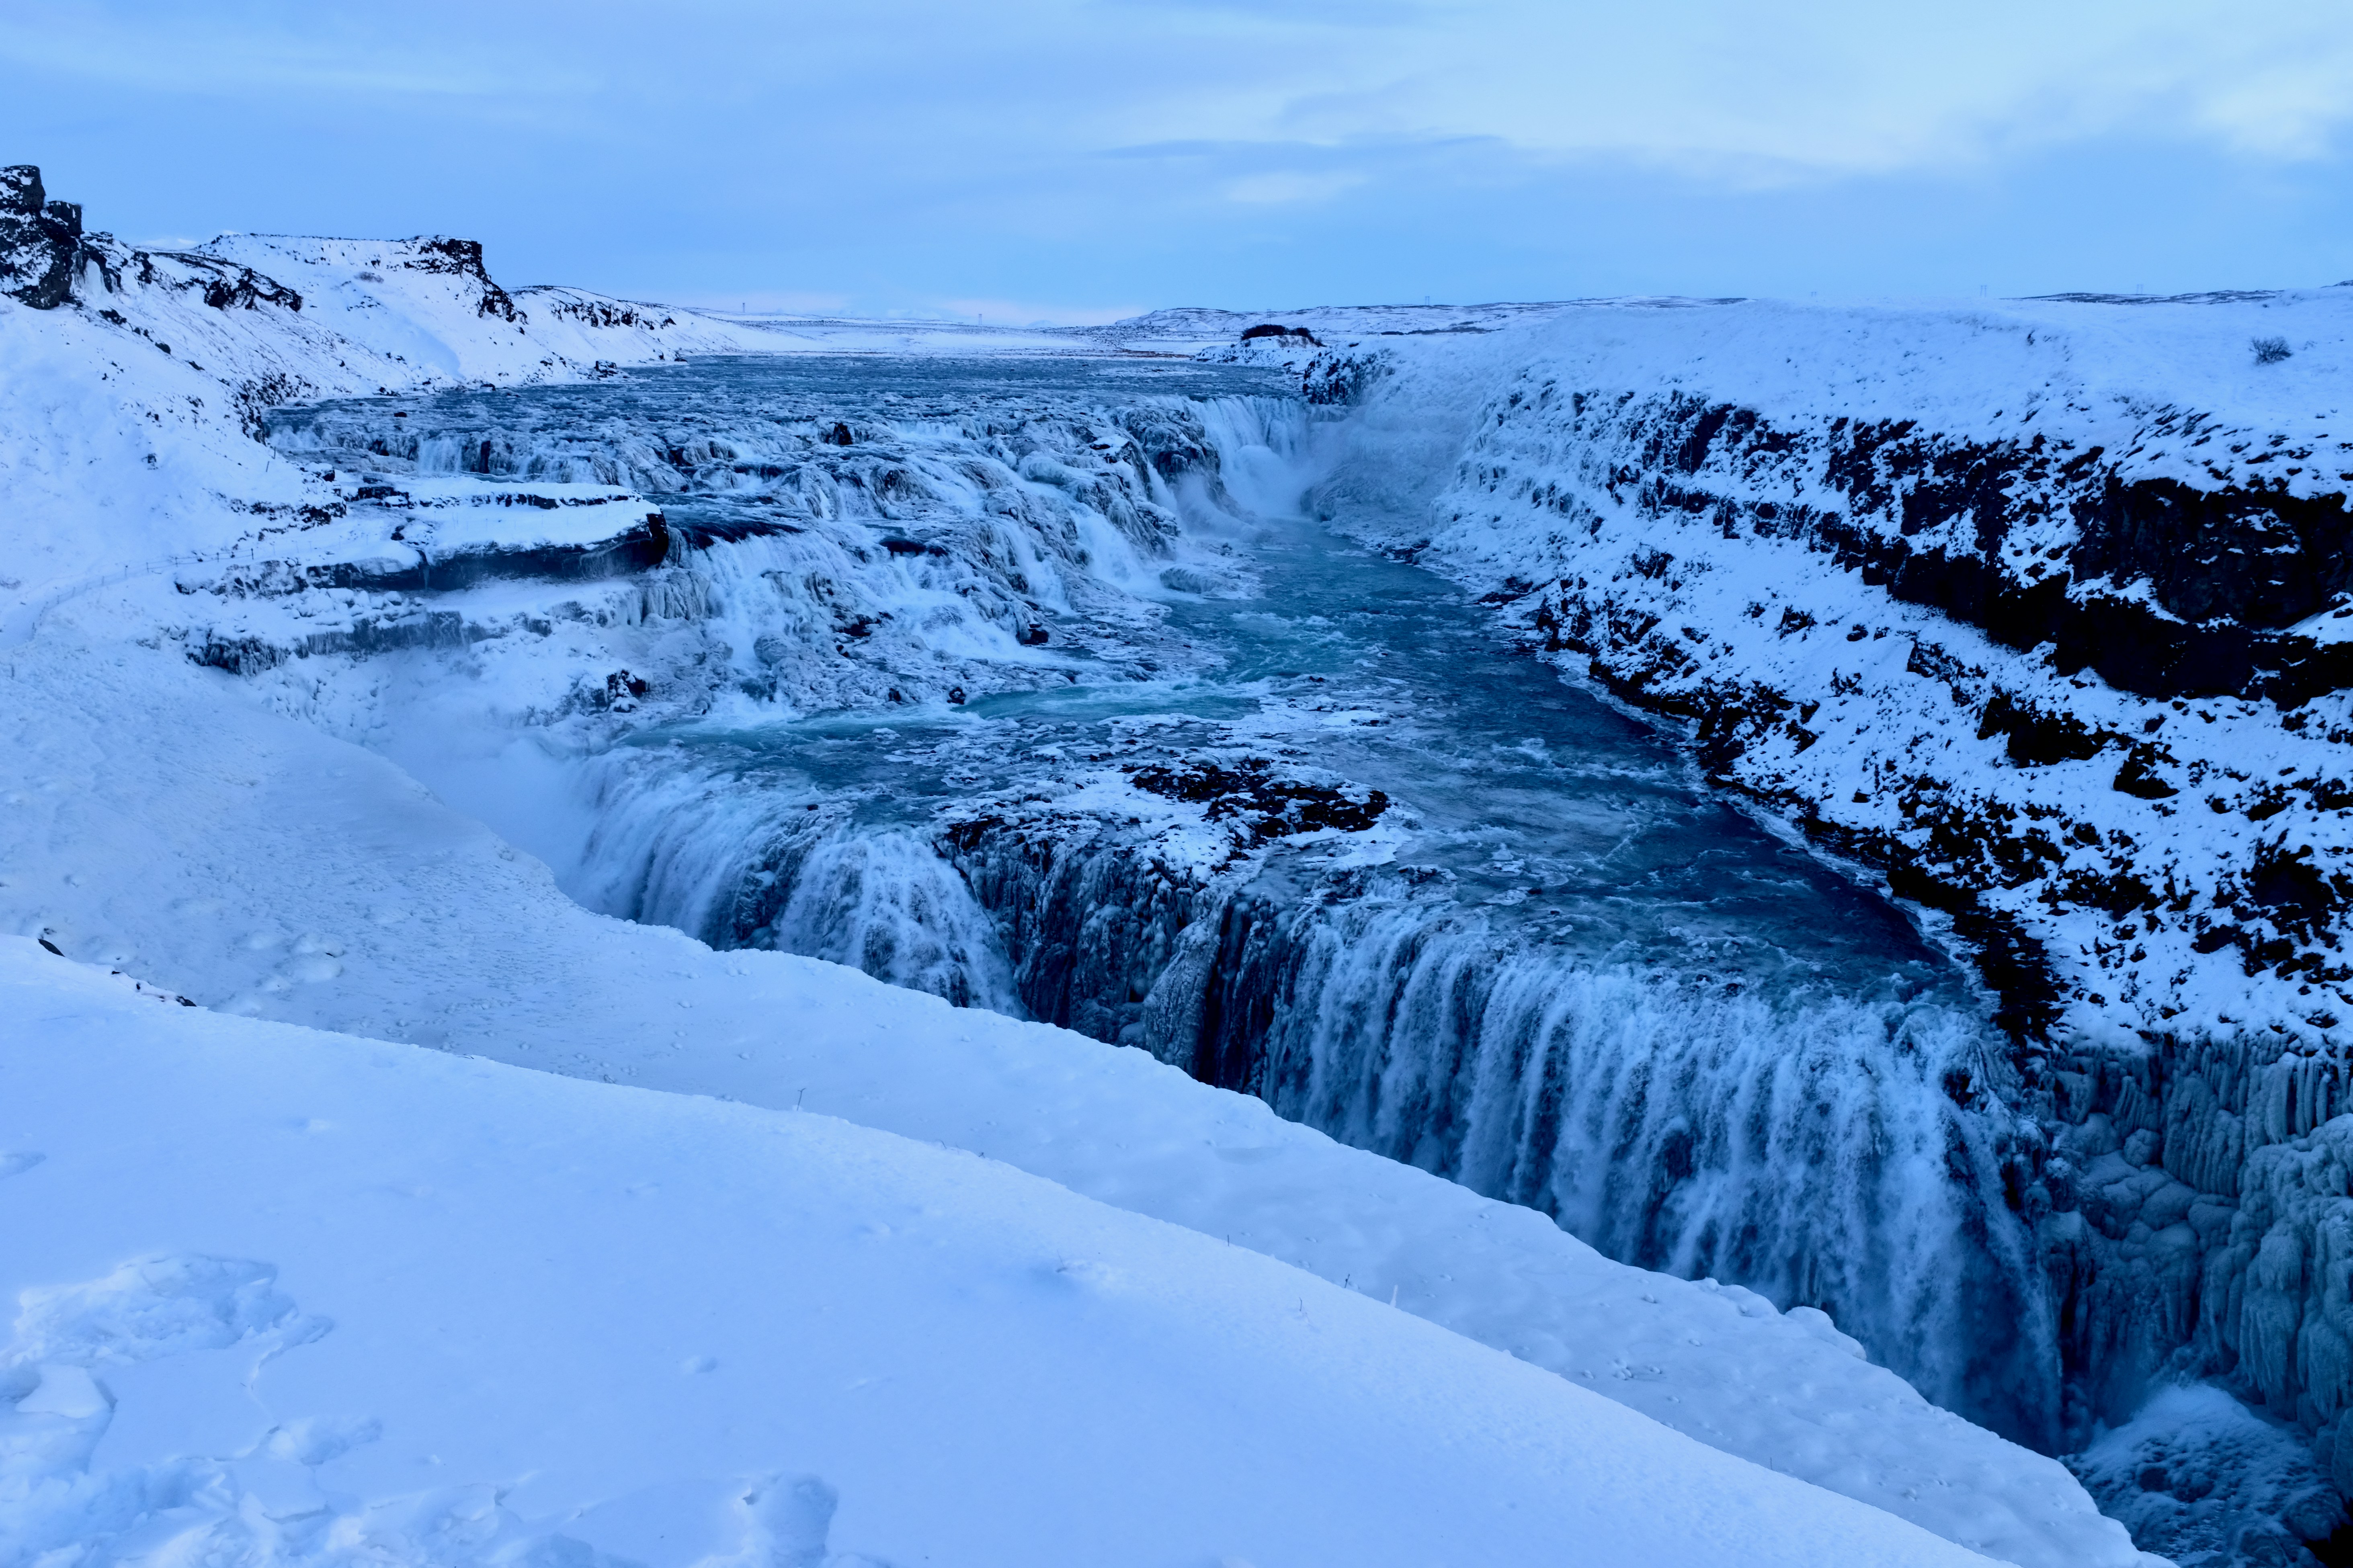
[1, 164, 92, 309]
[1, 166, 305, 319]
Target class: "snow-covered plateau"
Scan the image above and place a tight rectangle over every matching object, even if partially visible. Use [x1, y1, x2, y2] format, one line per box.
[0, 158, 2317, 1564]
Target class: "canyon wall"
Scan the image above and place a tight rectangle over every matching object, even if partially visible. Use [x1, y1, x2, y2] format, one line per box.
[1293, 292, 2353, 1508]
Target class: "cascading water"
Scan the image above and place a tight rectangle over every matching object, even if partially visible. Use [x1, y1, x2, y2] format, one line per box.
[572, 751, 1023, 1013]
[1189, 898, 2042, 1435]
[268, 354, 2058, 1446]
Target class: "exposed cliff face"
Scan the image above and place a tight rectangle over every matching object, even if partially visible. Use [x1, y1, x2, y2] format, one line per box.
[0, 163, 88, 309]
[1286, 293, 2353, 1551]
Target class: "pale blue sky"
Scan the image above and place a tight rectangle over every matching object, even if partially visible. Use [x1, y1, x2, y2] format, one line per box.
[5, 0, 2350, 318]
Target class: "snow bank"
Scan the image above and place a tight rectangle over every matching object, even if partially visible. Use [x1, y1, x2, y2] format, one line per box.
[0, 936, 2016, 1568]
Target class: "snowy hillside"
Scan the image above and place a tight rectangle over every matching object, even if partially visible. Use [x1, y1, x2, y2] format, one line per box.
[0, 172, 792, 649]
[0, 162, 2179, 1566]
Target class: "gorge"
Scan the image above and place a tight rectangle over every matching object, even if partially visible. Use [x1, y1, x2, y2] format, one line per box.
[11, 163, 2353, 1565]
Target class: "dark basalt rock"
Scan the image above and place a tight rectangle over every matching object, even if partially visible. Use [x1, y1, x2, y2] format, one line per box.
[539, 296, 674, 330]
[1617, 394, 2353, 704]
[2074, 474, 2353, 630]
[2245, 837, 2350, 932]
[937, 815, 1209, 1040]
[0, 164, 82, 309]
[1241, 322, 1322, 347]
[0, 165, 40, 215]
[197, 267, 303, 313]
[191, 609, 483, 674]
[2110, 749, 2179, 799]
[199, 516, 672, 600]
[1298, 350, 1386, 407]
[1126, 757, 1389, 841]
[406, 235, 522, 322]
[1977, 691, 2109, 766]
[2, 166, 305, 317]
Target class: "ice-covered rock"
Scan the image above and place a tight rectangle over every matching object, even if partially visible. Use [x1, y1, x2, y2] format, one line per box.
[2072, 1385, 2346, 1566]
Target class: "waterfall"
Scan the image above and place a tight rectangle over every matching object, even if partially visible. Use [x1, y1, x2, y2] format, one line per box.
[568, 748, 1021, 1015]
[937, 820, 2056, 1444]
[276, 356, 2060, 1452]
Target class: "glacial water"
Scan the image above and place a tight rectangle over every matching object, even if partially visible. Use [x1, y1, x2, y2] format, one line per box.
[270, 354, 2058, 1445]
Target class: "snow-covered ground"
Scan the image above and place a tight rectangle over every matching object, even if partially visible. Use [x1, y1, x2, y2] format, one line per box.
[0, 164, 2172, 1565]
[4, 936, 2022, 1568]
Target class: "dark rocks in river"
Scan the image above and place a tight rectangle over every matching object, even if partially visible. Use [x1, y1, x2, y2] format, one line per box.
[1125, 757, 1389, 841]
[1297, 349, 1386, 407]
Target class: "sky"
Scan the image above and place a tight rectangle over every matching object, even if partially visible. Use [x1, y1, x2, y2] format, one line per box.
[4, 0, 2352, 320]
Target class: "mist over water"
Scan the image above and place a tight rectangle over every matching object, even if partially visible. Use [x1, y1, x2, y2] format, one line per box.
[275, 355, 2058, 1445]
